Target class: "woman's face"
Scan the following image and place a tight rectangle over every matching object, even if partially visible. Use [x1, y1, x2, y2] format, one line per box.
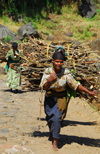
[52, 59, 63, 73]
[13, 47, 17, 51]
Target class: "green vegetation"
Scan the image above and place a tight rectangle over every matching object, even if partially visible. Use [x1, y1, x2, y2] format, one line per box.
[0, 0, 63, 20]
[0, 0, 100, 43]
[2, 15, 8, 23]
[4, 35, 12, 42]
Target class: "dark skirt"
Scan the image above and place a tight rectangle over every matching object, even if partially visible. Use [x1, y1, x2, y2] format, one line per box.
[44, 96, 62, 139]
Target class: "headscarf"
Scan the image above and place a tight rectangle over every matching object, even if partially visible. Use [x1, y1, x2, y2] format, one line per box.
[52, 51, 65, 61]
[54, 46, 67, 60]
[54, 46, 65, 52]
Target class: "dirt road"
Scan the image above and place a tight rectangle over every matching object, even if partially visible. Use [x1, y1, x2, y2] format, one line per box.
[0, 75, 100, 154]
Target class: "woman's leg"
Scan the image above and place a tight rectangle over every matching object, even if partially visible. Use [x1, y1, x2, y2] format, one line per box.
[44, 97, 62, 149]
[51, 108, 62, 150]
[53, 138, 58, 151]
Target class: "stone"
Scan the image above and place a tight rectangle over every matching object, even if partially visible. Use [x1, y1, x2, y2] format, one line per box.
[17, 22, 40, 40]
[46, 35, 55, 41]
[0, 24, 18, 43]
[0, 136, 7, 141]
[95, 62, 100, 71]
[0, 128, 9, 134]
[89, 38, 100, 54]
[78, 28, 84, 34]
[92, 33, 97, 37]
[79, 0, 97, 18]
[72, 40, 81, 48]
[0, 67, 6, 75]
[64, 31, 73, 37]
[0, 112, 7, 116]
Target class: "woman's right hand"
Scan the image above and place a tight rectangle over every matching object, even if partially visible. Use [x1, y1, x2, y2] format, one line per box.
[43, 71, 57, 90]
[48, 71, 57, 82]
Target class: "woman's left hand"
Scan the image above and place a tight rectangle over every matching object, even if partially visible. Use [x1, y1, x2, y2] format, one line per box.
[9, 63, 14, 68]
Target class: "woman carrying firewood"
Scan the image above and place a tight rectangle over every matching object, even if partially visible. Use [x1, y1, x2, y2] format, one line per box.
[5, 42, 23, 92]
[40, 48, 98, 151]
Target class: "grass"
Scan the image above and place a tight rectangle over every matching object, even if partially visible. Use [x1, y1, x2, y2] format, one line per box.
[0, 17, 22, 32]
[0, 3, 100, 43]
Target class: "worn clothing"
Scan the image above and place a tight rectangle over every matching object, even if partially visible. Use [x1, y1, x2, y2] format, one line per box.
[40, 67, 80, 138]
[40, 67, 80, 92]
[44, 96, 62, 139]
[5, 49, 23, 89]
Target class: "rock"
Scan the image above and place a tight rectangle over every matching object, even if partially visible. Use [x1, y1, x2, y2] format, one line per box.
[64, 31, 73, 37]
[0, 128, 9, 134]
[46, 35, 55, 41]
[0, 112, 7, 116]
[92, 33, 97, 37]
[95, 62, 100, 71]
[79, 0, 97, 18]
[0, 24, 18, 43]
[78, 28, 84, 34]
[0, 136, 7, 141]
[72, 40, 81, 48]
[89, 38, 100, 54]
[0, 67, 6, 75]
[17, 22, 40, 40]
[88, 53, 100, 61]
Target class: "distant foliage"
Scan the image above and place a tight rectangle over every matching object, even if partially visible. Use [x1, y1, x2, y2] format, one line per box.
[0, 0, 62, 20]
[0, 0, 99, 20]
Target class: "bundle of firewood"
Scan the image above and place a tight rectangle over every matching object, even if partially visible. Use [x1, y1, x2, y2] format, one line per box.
[0, 38, 100, 110]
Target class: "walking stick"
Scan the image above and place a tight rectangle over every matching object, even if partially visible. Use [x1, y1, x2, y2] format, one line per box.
[38, 89, 43, 129]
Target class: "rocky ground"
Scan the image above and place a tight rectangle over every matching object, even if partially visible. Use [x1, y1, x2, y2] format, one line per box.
[0, 74, 100, 154]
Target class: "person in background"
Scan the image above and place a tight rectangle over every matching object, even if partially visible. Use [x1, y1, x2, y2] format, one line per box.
[40, 50, 98, 151]
[5, 42, 23, 92]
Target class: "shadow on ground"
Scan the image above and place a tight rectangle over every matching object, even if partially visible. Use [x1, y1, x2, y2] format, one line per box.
[25, 119, 99, 149]
[37, 118, 97, 126]
[28, 131, 100, 149]
[61, 120, 97, 127]
[3, 89, 27, 94]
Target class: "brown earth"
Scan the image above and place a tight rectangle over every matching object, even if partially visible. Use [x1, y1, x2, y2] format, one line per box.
[0, 74, 100, 154]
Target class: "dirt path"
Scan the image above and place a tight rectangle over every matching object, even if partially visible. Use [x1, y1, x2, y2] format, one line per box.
[0, 75, 100, 154]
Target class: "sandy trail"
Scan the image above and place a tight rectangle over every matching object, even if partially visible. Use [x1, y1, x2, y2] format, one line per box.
[0, 76, 100, 154]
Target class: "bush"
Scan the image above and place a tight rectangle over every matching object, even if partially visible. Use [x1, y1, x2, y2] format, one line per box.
[4, 35, 12, 42]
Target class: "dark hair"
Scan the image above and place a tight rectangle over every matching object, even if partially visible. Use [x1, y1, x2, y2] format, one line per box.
[12, 42, 18, 48]
[52, 51, 65, 61]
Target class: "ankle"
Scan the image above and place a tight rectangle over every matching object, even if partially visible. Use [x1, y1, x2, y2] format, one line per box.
[53, 138, 58, 146]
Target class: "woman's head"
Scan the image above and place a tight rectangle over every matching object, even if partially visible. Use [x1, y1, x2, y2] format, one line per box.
[54, 46, 67, 60]
[52, 51, 65, 73]
[12, 42, 18, 51]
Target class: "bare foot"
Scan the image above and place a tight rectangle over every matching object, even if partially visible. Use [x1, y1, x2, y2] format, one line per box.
[52, 138, 58, 151]
[52, 144, 58, 151]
